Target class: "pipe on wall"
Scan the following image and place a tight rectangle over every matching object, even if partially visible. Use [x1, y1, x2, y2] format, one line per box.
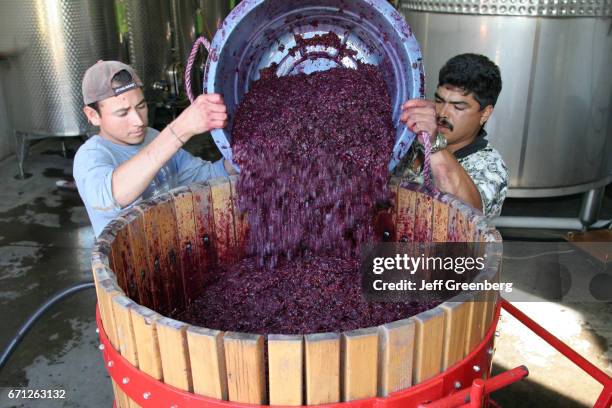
[493, 217, 611, 231]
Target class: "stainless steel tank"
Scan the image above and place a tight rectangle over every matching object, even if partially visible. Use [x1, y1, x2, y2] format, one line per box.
[0, 81, 12, 161]
[400, 2, 612, 197]
[0, 0, 120, 137]
[175, 0, 233, 62]
[121, 0, 175, 102]
[198, 0, 233, 40]
[173, 0, 233, 99]
[120, 0, 231, 103]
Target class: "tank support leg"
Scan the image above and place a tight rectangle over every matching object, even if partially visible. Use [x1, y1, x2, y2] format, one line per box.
[579, 187, 605, 229]
[14, 130, 31, 180]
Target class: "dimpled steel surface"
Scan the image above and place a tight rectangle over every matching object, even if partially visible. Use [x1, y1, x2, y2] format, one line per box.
[203, 0, 425, 170]
[0, 0, 119, 136]
[402, 0, 612, 17]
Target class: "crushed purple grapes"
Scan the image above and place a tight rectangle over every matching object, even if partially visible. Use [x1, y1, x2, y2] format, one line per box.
[175, 60, 439, 334]
[177, 253, 434, 334]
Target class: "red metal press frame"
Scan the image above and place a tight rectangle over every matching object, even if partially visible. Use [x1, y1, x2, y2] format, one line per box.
[499, 299, 612, 408]
[423, 299, 612, 408]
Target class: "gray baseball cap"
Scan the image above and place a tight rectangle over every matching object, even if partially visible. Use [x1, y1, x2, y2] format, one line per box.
[82, 60, 143, 105]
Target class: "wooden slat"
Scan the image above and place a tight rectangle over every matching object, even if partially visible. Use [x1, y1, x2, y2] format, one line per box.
[97, 279, 121, 350]
[305, 333, 341, 405]
[120, 206, 143, 225]
[187, 326, 228, 399]
[481, 245, 502, 337]
[157, 317, 193, 392]
[130, 305, 163, 380]
[465, 215, 476, 243]
[224, 332, 266, 404]
[229, 175, 249, 257]
[140, 201, 168, 314]
[92, 249, 110, 275]
[209, 177, 236, 265]
[108, 224, 128, 293]
[466, 241, 483, 282]
[153, 195, 185, 314]
[191, 183, 216, 287]
[125, 213, 154, 309]
[396, 186, 417, 242]
[112, 379, 129, 408]
[111, 295, 141, 408]
[445, 198, 480, 243]
[414, 191, 433, 242]
[95, 276, 131, 407]
[98, 218, 124, 242]
[342, 328, 379, 402]
[430, 197, 450, 285]
[113, 225, 141, 300]
[172, 187, 201, 304]
[446, 204, 458, 242]
[92, 263, 115, 286]
[96, 218, 124, 251]
[413, 307, 445, 384]
[432, 200, 449, 243]
[141, 201, 171, 315]
[91, 240, 112, 272]
[110, 380, 119, 407]
[378, 318, 415, 396]
[441, 297, 472, 370]
[111, 295, 139, 367]
[476, 222, 489, 243]
[268, 334, 303, 406]
[482, 287, 498, 338]
[96, 216, 142, 408]
[465, 220, 481, 281]
[466, 291, 487, 355]
[454, 211, 468, 242]
[128, 399, 141, 408]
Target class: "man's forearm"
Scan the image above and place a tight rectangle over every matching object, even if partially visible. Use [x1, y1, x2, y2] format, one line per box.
[429, 150, 482, 211]
[111, 125, 189, 207]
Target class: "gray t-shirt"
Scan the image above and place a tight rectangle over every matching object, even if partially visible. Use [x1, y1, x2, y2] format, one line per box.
[73, 127, 227, 236]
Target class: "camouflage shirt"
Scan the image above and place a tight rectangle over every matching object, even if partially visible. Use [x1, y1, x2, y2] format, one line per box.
[393, 131, 509, 218]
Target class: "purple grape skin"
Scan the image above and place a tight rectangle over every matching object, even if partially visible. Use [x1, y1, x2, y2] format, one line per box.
[172, 64, 438, 334]
[232, 65, 396, 266]
[175, 254, 437, 334]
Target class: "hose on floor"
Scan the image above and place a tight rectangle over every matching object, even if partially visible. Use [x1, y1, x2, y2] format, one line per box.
[0, 282, 95, 371]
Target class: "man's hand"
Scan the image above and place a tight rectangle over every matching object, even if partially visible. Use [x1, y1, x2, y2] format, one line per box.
[400, 99, 437, 144]
[172, 94, 228, 141]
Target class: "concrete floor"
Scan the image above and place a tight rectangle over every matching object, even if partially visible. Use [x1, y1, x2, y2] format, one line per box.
[0, 139, 110, 407]
[0, 137, 610, 407]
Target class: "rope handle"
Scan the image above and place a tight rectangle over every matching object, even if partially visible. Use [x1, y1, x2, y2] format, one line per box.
[185, 36, 212, 103]
[419, 131, 436, 192]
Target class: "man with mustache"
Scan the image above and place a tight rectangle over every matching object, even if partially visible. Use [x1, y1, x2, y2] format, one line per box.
[73, 61, 237, 236]
[396, 53, 508, 218]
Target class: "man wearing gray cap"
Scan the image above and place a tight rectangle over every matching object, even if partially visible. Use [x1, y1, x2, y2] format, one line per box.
[74, 60, 237, 236]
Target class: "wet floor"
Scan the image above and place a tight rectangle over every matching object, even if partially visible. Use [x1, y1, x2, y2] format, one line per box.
[490, 241, 612, 407]
[0, 137, 610, 407]
[0, 139, 109, 407]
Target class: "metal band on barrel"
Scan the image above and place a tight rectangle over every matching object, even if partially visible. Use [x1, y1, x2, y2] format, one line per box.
[401, 0, 611, 17]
